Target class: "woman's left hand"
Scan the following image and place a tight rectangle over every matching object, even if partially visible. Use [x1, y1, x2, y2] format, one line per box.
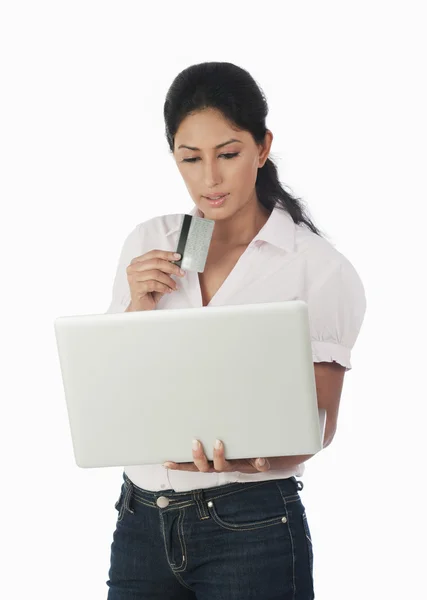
[163, 439, 271, 474]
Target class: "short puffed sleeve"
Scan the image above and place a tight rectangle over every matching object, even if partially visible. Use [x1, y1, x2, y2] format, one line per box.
[307, 256, 367, 371]
[105, 224, 143, 314]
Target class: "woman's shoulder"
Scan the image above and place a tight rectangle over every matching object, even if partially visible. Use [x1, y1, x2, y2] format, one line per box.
[293, 221, 362, 281]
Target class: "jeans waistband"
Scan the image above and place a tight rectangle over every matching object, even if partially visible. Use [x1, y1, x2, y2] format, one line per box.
[119, 471, 303, 515]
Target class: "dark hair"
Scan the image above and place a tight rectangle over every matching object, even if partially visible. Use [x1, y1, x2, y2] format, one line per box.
[163, 61, 323, 237]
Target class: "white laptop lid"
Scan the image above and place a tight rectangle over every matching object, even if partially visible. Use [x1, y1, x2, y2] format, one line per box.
[54, 301, 325, 468]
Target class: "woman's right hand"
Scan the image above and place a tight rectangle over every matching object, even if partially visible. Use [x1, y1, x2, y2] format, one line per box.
[125, 250, 185, 311]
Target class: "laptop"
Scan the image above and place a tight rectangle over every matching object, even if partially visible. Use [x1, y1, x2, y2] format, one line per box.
[54, 301, 326, 468]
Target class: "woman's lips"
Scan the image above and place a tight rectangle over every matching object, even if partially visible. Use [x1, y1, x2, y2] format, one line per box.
[204, 193, 229, 206]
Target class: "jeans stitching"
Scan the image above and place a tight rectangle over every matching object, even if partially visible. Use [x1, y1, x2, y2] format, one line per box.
[173, 510, 188, 572]
[133, 492, 182, 506]
[207, 481, 275, 501]
[302, 513, 314, 579]
[117, 486, 127, 522]
[160, 510, 174, 569]
[208, 481, 299, 503]
[302, 513, 312, 543]
[208, 502, 285, 532]
[132, 494, 194, 511]
[159, 511, 193, 590]
[163, 502, 193, 513]
[276, 483, 296, 600]
[132, 495, 156, 509]
[194, 490, 210, 520]
[124, 482, 134, 515]
[173, 571, 194, 591]
[131, 495, 197, 514]
[127, 478, 299, 515]
[202, 481, 300, 531]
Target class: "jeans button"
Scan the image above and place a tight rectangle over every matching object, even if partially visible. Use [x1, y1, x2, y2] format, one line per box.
[156, 496, 170, 508]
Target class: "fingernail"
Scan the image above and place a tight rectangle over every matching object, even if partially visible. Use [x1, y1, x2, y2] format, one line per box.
[192, 439, 200, 450]
[180, 269, 185, 275]
[163, 462, 174, 469]
[257, 458, 266, 467]
[173, 253, 181, 259]
[215, 439, 222, 450]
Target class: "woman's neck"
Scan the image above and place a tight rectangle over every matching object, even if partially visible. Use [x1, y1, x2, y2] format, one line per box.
[208, 198, 271, 247]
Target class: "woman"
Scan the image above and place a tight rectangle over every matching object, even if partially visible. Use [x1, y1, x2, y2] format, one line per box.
[106, 62, 366, 599]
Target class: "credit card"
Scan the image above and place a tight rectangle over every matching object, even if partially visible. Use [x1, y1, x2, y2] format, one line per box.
[172, 214, 215, 273]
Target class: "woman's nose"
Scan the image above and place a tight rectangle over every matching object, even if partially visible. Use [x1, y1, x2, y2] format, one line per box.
[203, 160, 223, 188]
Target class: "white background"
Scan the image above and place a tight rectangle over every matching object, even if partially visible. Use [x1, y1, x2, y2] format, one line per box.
[1, 1, 426, 598]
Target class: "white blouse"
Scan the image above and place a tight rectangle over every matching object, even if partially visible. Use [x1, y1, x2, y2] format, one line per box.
[106, 204, 366, 492]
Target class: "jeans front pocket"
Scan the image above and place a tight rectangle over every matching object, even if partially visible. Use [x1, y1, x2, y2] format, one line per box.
[206, 481, 300, 532]
[208, 502, 286, 531]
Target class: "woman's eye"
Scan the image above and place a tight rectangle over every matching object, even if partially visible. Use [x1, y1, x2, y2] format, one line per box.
[182, 152, 239, 163]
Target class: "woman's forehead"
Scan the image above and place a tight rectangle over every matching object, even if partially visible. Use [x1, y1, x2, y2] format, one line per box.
[175, 111, 249, 148]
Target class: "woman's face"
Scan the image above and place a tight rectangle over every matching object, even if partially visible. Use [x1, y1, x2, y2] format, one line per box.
[173, 108, 272, 219]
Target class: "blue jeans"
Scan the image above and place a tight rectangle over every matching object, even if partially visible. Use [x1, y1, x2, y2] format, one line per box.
[106, 472, 314, 599]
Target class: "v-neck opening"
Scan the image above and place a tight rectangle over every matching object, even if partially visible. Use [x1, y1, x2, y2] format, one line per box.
[196, 243, 256, 307]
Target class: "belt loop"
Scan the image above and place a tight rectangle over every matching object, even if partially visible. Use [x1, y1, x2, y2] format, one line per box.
[118, 479, 135, 520]
[192, 490, 210, 521]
